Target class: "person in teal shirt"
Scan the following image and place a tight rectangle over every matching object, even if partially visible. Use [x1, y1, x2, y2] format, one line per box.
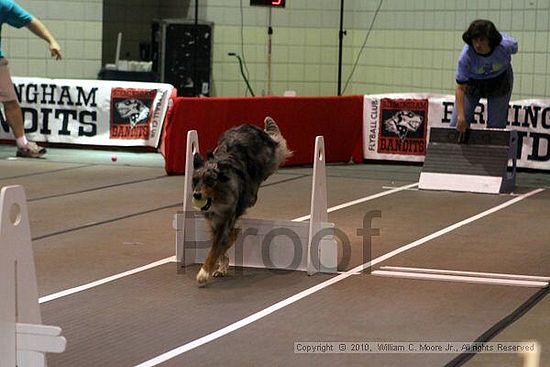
[1, 0, 62, 157]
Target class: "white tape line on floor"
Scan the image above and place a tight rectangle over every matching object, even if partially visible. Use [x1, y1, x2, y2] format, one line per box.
[39, 257, 176, 304]
[292, 182, 418, 222]
[39, 182, 417, 303]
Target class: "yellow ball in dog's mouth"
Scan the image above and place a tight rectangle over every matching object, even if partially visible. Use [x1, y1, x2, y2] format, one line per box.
[192, 197, 209, 210]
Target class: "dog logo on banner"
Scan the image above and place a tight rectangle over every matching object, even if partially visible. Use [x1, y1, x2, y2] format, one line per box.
[378, 99, 428, 156]
[110, 88, 157, 139]
[383, 110, 423, 141]
[115, 99, 150, 127]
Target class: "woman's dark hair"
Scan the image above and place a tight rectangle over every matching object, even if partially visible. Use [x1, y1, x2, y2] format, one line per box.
[462, 19, 502, 50]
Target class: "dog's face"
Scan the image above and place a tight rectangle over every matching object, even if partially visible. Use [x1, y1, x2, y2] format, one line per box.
[192, 153, 230, 212]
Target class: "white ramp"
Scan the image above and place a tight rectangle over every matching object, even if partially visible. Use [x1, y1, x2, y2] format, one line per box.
[174, 131, 338, 275]
[0, 185, 66, 367]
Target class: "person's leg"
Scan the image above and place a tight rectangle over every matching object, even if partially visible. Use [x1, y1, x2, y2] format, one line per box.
[3, 100, 26, 140]
[486, 93, 511, 128]
[487, 69, 513, 129]
[487, 90, 512, 129]
[0, 59, 24, 142]
[450, 89, 481, 128]
[0, 58, 46, 157]
[3, 99, 45, 157]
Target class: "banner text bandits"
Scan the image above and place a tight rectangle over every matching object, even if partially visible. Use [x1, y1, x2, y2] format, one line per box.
[0, 83, 98, 137]
[441, 102, 550, 162]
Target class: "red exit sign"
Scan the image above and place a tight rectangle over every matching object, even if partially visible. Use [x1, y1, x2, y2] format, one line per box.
[250, 0, 286, 7]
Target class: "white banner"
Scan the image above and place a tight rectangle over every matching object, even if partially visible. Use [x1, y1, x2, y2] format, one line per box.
[0, 77, 175, 148]
[363, 93, 550, 170]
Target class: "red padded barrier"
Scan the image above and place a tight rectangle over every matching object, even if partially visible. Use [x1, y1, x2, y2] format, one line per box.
[163, 96, 364, 175]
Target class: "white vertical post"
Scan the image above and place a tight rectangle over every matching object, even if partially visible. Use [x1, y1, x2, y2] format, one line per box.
[0, 186, 43, 367]
[1, 186, 42, 324]
[1, 186, 66, 367]
[0, 188, 17, 367]
[307, 137, 329, 275]
[176, 130, 200, 266]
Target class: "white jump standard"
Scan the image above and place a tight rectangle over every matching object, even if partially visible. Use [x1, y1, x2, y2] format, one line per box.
[419, 127, 518, 194]
[0, 185, 67, 367]
[174, 130, 338, 276]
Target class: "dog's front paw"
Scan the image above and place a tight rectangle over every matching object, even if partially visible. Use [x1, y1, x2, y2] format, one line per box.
[196, 267, 210, 287]
[213, 256, 229, 277]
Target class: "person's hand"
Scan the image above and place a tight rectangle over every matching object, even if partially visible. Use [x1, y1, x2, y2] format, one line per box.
[456, 114, 468, 143]
[49, 41, 62, 60]
[456, 114, 467, 133]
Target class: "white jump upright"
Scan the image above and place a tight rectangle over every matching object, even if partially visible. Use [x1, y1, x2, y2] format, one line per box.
[174, 130, 338, 275]
[0, 185, 66, 367]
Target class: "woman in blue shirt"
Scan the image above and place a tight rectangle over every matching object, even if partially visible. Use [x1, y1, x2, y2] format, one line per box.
[450, 19, 518, 136]
[0, 0, 62, 157]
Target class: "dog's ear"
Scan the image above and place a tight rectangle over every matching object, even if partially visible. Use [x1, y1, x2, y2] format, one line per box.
[193, 152, 204, 169]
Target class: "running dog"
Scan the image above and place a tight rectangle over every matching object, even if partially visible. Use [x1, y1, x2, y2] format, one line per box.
[192, 117, 292, 286]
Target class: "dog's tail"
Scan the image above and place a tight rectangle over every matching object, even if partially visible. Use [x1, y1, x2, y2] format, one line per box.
[264, 116, 293, 167]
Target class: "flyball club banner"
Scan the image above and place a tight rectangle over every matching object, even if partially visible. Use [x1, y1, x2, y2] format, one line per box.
[364, 93, 550, 170]
[0, 77, 175, 148]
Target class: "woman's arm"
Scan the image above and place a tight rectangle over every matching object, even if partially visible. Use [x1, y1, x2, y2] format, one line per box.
[25, 18, 62, 60]
[455, 83, 467, 133]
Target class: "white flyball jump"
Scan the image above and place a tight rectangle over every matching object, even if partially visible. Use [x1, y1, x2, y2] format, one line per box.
[174, 130, 338, 275]
[419, 128, 518, 194]
[0, 185, 66, 367]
